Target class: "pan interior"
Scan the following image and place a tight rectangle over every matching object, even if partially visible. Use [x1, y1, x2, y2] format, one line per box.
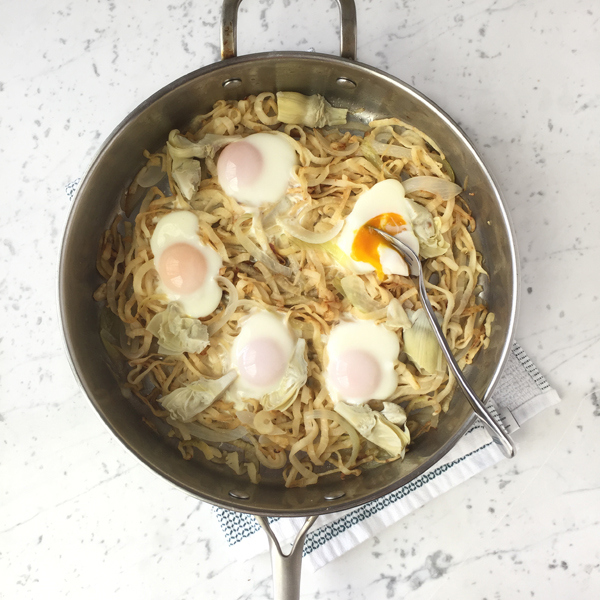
[60, 52, 516, 517]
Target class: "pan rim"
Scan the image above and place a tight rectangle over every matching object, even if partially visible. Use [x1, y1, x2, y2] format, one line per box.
[59, 50, 519, 517]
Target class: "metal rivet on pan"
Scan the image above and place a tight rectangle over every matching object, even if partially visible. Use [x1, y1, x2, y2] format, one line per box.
[229, 490, 250, 500]
[324, 491, 345, 501]
[222, 78, 243, 88]
[336, 77, 356, 89]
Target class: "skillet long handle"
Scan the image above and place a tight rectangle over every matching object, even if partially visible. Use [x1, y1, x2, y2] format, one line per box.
[256, 515, 319, 600]
[221, 0, 357, 60]
[416, 275, 517, 458]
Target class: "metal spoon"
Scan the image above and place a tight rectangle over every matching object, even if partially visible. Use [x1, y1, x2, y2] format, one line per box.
[368, 227, 516, 459]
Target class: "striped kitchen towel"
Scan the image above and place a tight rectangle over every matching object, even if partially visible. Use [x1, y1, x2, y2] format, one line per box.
[213, 341, 560, 571]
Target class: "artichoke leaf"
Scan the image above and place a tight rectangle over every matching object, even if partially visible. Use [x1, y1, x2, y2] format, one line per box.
[166, 130, 242, 200]
[160, 370, 238, 421]
[385, 298, 412, 330]
[276, 91, 347, 128]
[333, 401, 410, 458]
[403, 308, 444, 375]
[368, 414, 410, 458]
[146, 303, 209, 355]
[405, 198, 450, 258]
[167, 130, 241, 160]
[381, 401, 407, 426]
[171, 156, 201, 201]
[333, 402, 376, 438]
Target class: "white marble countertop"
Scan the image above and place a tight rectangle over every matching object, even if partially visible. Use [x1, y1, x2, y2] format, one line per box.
[2, 0, 599, 598]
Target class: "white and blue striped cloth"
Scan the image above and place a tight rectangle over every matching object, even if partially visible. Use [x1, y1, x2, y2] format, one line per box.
[213, 342, 560, 571]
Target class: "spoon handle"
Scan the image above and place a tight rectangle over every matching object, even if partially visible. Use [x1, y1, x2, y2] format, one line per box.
[416, 275, 516, 458]
[369, 227, 517, 459]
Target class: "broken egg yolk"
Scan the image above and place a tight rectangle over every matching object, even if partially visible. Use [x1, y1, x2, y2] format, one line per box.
[350, 213, 407, 279]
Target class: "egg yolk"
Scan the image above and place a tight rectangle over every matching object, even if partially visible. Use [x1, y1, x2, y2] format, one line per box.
[218, 140, 263, 193]
[158, 243, 207, 294]
[330, 349, 381, 398]
[236, 338, 287, 388]
[351, 213, 407, 279]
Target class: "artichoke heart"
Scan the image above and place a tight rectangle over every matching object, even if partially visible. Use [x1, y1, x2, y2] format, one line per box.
[167, 130, 241, 160]
[166, 130, 241, 200]
[403, 308, 444, 375]
[146, 303, 209, 355]
[276, 91, 348, 128]
[385, 298, 412, 330]
[333, 401, 410, 458]
[405, 198, 450, 258]
[160, 370, 238, 421]
[381, 401, 408, 426]
[171, 156, 201, 201]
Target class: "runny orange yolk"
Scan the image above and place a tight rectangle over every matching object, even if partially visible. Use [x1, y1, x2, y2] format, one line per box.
[350, 213, 407, 280]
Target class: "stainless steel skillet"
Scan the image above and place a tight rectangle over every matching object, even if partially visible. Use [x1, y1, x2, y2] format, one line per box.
[59, 1, 519, 598]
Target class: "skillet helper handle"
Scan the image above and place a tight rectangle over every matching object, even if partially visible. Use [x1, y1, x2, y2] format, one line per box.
[255, 515, 319, 600]
[221, 0, 357, 60]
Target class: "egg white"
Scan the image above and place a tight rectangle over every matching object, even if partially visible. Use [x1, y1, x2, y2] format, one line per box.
[337, 179, 420, 277]
[217, 132, 297, 208]
[325, 319, 400, 405]
[150, 211, 223, 318]
[230, 310, 294, 394]
[227, 309, 308, 410]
